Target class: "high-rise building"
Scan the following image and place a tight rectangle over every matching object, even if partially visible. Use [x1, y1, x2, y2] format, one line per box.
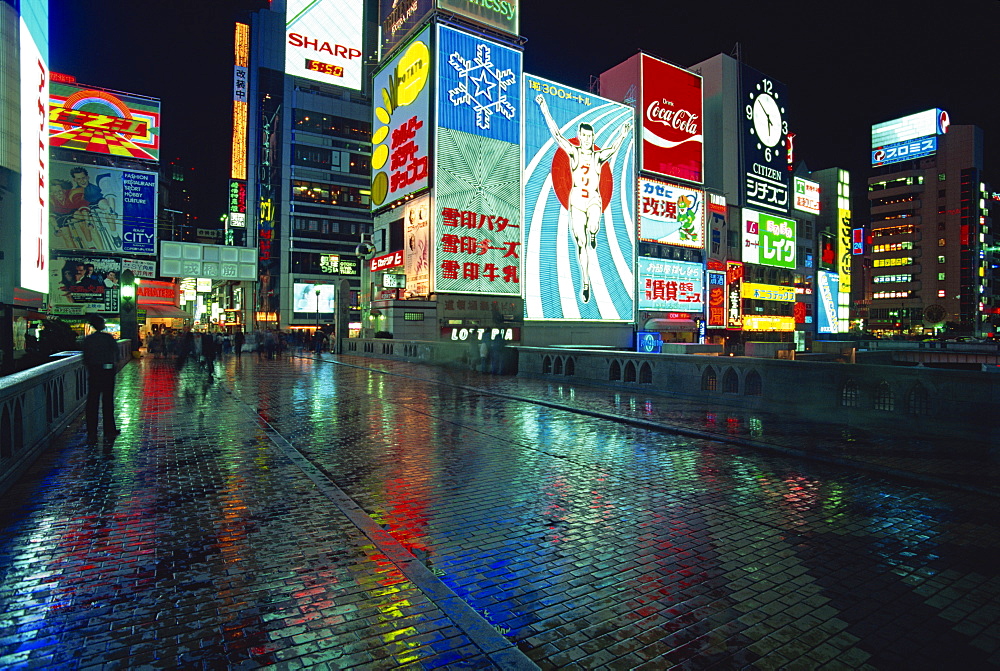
[242, 0, 378, 335]
[862, 112, 995, 337]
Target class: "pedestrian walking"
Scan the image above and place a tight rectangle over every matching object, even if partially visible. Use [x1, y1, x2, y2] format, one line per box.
[81, 315, 120, 445]
[234, 330, 245, 356]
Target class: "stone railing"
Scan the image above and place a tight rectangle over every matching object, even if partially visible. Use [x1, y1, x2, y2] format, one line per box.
[0, 340, 132, 495]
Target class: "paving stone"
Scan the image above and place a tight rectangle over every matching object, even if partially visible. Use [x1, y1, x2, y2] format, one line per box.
[0, 353, 998, 670]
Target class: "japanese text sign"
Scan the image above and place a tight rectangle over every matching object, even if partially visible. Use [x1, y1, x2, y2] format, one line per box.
[742, 208, 796, 269]
[637, 257, 704, 311]
[637, 177, 704, 248]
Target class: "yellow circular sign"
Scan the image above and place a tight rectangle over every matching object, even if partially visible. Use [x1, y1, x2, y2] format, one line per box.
[395, 40, 429, 107]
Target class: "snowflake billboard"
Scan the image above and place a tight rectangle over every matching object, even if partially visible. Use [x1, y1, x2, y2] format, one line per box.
[434, 24, 522, 296]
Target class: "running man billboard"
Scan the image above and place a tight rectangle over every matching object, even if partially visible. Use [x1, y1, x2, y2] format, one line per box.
[523, 74, 634, 321]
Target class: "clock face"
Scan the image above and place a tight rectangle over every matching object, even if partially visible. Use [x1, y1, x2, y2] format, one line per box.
[746, 79, 787, 160]
[753, 94, 782, 147]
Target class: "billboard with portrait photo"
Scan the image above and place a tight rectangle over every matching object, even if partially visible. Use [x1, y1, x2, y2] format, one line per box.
[49, 252, 121, 312]
[50, 160, 158, 255]
[403, 195, 430, 297]
[523, 74, 635, 321]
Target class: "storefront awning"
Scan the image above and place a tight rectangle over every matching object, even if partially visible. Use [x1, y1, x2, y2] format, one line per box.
[142, 304, 190, 319]
[644, 318, 697, 332]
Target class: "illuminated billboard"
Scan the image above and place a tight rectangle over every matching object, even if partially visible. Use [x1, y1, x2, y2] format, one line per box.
[707, 270, 726, 328]
[816, 270, 840, 334]
[438, 0, 519, 36]
[285, 0, 364, 90]
[380, 0, 433, 56]
[293, 283, 337, 313]
[434, 25, 522, 296]
[523, 74, 634, 321]
[726, 261, 743, 329]
[871, 109, 948, 167]
[231, 22, 249, 180]
[371, 25, 431, 209]
[20, 0, 49, 293]
[637, 178, 704, 248]
[741, 283, 795, 302]
[50, 160, 158, 255]
[637, 258, 703, 312]
[639, 55, 702, 183]
[793, 177, 820, 215]
[49, 82, 160, 161]
[403, 195, 430, 297]
[49, 252, 121, 313]
[742, 65, 790, 214]
[742, 208, 796, 269]
[871, 108, 949, 148]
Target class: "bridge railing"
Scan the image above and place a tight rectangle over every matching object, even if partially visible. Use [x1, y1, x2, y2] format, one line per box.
[0, 340, 132, 495]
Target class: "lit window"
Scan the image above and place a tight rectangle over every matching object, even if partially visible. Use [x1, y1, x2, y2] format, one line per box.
[938, 238, 946, 247]
[938, 273, 945, 281]
[938, 255, 946, 263]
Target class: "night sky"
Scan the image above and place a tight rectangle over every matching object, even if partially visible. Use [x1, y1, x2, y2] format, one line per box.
[49, 0, 1000, 223]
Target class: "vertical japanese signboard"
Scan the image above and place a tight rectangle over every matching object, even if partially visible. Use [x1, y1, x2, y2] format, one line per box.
[637, 258, 704, 312]
[434, 24, 522, 296]
[640, 55, 702, 183]
[20, 0, 48, 293]
[742, 208, 796, 269]
[637, 177, 704, 248]
[523, 74, 634, 321]
[816, 270, 840, 334]
[707, 269, 726, 328]
[371, 25, 431, 209]
[726, 261, 743, 329]
[741, 64, 789, 214]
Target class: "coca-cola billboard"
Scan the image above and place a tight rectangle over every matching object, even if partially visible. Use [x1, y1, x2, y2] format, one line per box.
[641, 54, 703, 184]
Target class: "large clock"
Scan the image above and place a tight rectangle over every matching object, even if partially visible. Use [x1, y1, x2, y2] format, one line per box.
[746, 78, 788, 162]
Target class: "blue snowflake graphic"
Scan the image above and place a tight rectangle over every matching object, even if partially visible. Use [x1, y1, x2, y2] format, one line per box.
[447, 43, 517, 131]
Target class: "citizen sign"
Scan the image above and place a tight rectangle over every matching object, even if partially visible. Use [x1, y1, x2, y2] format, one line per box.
[370, 251, 404, 272]
[646, 101, 699, 135]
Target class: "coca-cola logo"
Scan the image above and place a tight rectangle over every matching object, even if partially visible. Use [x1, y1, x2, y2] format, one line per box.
[646, 100, 699, 135]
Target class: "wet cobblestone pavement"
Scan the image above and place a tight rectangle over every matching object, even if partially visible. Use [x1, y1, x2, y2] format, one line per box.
[1, 352, 999, 670]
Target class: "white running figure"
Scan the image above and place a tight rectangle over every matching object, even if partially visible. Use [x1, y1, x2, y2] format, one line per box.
[535, 94, 631, 303]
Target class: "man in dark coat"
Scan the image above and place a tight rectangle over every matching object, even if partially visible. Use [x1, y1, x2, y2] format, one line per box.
[81, 315, 120, 444]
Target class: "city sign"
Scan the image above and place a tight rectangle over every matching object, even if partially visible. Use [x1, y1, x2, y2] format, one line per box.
[49, 81, 161, 161]
[370, 250, 404, 272]
[793, 177, 820, 215]
[726, 261, 743, 329]
[371, 25, 432, 209]
[438, 0, 519, 36]
[742, 315, 795, 332]
[742, 65, 790, 214]
[20, 0, 49, 293]
[741, 283, 795, 302]
[434, 25, 522, 296]
[285, 0, 364, 90]
[522, 74, 635, 321]
[742, 208, 796, 269]
[50, 160, 158, 254]
[816, 270, 840, 334]
[706, 270, 726, 328]
[639, 54, 703, 183]
[403, 196, 430, 298]
[852, 228, 864, 255]
[871, 108, 949, 148]
[637, 258, 704, 312]
[637, 178, 704, 248]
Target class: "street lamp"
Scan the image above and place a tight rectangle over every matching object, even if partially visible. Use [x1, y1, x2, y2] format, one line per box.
[120, 269, 139, 354]
[355, 234, 376, 339]
[315, 287, 321, 337]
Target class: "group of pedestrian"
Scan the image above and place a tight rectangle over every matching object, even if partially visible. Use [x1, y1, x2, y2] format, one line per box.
[467, 332, 507, 375]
